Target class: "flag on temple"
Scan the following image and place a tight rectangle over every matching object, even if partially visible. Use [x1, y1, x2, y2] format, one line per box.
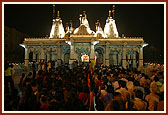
[112, 9, 115, 13]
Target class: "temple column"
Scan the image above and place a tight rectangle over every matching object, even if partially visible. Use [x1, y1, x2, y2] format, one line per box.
[103, 53, 106, 65]
[90, 41, 99, 68]
[127, 53, 130, 68]
[51, 53, 55, 61]
[69, 41, 75, 69]
[61, 47, 64, 62]
[40, 46, 45, 62]
[47, 52, 50, 62]
[105, 43, 110, 66]
[133, 51, 136, 68]
[90, 42, 95, 60]
[113, 52, 117, 66]
[122, 46, 126, 69]
[24, 45, 29, 71]
[36, 53, 39, 62]
[138, 45, 143, 69]
[118, 52, 121, 66]
[57, 44, 61, 66]
[51, 47, 56, 61]
[33, 51, 36, 62]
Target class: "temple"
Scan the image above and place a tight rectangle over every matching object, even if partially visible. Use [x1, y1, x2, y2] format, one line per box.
[20, 5, 148, 70]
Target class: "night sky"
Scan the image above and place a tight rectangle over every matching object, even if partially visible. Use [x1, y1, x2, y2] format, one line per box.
[4, 3, 164, 63]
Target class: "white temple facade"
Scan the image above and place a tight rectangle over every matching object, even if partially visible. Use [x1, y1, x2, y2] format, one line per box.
[20, 7, 148, 70]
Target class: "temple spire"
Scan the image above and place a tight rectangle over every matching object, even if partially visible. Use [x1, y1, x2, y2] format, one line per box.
[53, 4, 55, 19]
[109, 10, 111, 17]
[66, 22, 69, 31]
[57, 10, 60, 18]
[83, 11, 86, 19]
[79, 14, 82, 24]
[70, 20, 73, 27]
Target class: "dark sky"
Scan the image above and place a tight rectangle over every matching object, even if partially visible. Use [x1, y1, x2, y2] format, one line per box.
[4, 4, 164, 63]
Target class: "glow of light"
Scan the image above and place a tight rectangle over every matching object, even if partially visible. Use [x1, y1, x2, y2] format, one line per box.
[104, 18, 119, 38]
[19, 44, 25, 48]
[92, 41, 99, 45]
[112, 20, 119, 37]
[143, 43, 148, 48]
[59, 23, 65, 38]
[104, 23, 109, 38]
[74, 28, 79, 34]
[65, 41, 71, 45]
[94, 26, 105, 38]
[50, 19, 65, 38]
[50, 24, 55, 38]
[86, 27, 94, 34]
[82, 18, 89, 27]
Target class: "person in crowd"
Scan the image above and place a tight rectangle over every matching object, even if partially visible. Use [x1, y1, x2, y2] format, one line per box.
[145, 82, 160, 111]
[132, 89, 147, 111]
[115, 80, 131, 104]
[100, 85, 114, 108]
[4, 60, 164, 111]
[4, 62, 15, 94]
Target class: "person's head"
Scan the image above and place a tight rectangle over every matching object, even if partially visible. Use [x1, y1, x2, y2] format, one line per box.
[22, 73, 25, 78]
[134, 89, 143, 99]
[100, 83, 106, 90]
[106, 99, 122, 111]
[150, 82, 158, 93]
[40, 96, 47, 103]
[106, 85, 114, 93]
[141, 73, 145, 77]
[154, 76, 159, 82]
[118, 80, 126, 88]
[133, 80, 140, 86]
[25, 84, 33, 96]
[145, 75, 149, 79]
[113, 92, 122, 100]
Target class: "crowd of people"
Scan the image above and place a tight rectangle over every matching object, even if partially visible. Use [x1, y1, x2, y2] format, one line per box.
[4, 61, 164, 111]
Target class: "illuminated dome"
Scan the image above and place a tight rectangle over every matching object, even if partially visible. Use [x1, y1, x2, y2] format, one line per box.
[73, 11, 95, 35]
[50, 11, 65, 38]
[104, 10, 119, 38]
[95, 20, 105, 38]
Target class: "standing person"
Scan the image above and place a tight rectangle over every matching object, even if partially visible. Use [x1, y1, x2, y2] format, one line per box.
[4, 62, 15, 94]
[11, 64, 15, 80]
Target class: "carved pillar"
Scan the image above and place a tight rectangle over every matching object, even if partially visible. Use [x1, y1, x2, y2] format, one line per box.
[40, 46, 45, 62]
[103, 53, 106, 65]
[52, 47, 56, 61]
[105, 43, 110, 66]
[118, 52, 121, 66]
[133, 51, 136, 68]
[25, 45, 29, 71]
[127, 53, 130, 68]
[122, 46, 126, 69]
[90, 42, 95, 60]
[51, 53, 55, 61]
[37, 53, 39, 62]
[33, 50, 36, 62]
[113, 52, 117, 66]
[69, 41, 75, 69]
[138, 45, 143, 69]
[57, 44, 61, 66]
[90, 41, 99, 68]
[47, 52, 50, 62]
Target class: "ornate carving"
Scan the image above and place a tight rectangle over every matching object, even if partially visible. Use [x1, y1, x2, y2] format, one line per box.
[75, 46, 90, 55]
